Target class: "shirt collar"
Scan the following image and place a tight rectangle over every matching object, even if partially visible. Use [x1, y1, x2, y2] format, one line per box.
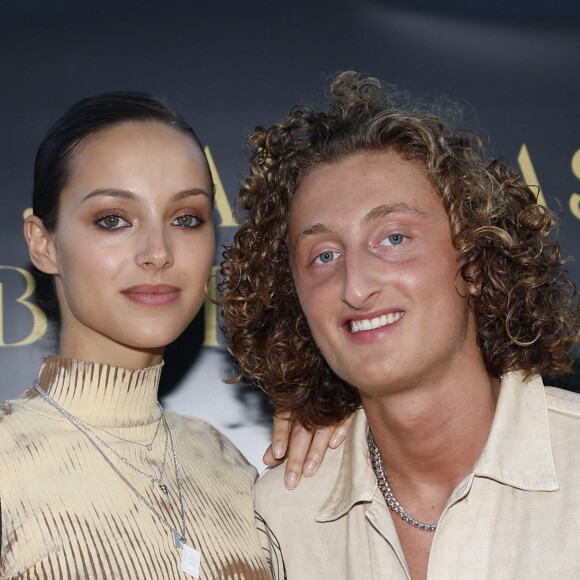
[473, 371, 558, 491]
[317, 371, 558, 521]
[316, 408, 375, 522]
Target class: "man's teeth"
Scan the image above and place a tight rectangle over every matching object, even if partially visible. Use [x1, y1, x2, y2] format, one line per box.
[350, 312, 404, 333]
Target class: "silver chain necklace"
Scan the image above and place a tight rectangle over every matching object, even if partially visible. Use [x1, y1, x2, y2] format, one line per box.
[31, 380, 188, 546]
[89, 411, 164, 451]
[34, 381, 172, 503]
[68, 411, 172, 502]
[368, 432, 437, 532]
[100, 424, 172, 500]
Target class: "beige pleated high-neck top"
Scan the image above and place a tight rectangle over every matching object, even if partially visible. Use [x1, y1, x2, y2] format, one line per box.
[0, 357, 271, 579]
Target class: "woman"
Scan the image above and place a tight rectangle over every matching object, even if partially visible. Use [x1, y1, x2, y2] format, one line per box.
[0, 92, 342, 579]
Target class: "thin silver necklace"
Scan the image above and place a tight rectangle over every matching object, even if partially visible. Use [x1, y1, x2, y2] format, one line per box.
[32, 380, 188, 546]
[38, 381, 173, 502]
[71, 413, 172, 501]
[90, 412, 163, 451]
[368, 432, 437, 532]
[34, 380, 171, 500]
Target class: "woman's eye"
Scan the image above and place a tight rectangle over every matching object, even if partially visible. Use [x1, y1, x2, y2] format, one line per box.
[380, 233, 406, 246]
[96, 215, 129, 229]
[172, 214, 200, 228]
[314, 251, 340, 264]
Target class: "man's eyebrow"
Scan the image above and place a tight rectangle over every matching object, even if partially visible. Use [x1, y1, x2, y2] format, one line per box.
[293, 223, 332, 250]
[81, 188, 212, 203]
[293, 202, 428, 250]
[362, 202, 428, 225]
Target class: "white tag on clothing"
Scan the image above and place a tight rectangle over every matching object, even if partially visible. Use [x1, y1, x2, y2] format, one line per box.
[181, 544, 201, 578]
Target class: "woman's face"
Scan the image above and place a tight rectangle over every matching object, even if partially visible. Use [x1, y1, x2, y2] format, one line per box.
[41, 121, 215, 368]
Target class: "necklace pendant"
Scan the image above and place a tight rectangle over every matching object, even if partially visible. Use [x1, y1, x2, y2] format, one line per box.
[146, 443, 153, 451]
[159, 483, 171, 503]
[175, 532, 185, 548]
[181, 543, 201, 578]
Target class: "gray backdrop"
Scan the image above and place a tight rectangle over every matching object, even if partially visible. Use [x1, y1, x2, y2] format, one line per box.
[1, 0, 578, 467]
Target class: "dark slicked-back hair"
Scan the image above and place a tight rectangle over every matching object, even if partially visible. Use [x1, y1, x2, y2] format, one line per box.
[33, 91, 211, 232]
[220, 71, 580, 429]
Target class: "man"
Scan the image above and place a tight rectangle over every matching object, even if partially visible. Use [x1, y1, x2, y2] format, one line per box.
[220, 71, 580, 579]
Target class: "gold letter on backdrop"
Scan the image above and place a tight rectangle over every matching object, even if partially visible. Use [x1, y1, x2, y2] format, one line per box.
[204, 146, 238, 227]
[0, 266, 47, 346]
[203, 265, 219, 347]
[517, 144, 548, 208]
[570, 148, 580, 220]
[202, 147, 236, 346]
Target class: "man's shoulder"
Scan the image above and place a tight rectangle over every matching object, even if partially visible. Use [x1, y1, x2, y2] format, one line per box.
[254, 442, 345, 517]
[544, 386, 580, 421]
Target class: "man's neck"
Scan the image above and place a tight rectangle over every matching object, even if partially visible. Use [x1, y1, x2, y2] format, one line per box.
[361, 365, 500, 495]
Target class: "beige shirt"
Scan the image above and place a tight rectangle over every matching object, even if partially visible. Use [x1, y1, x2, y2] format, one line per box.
[255, 372, 580, 579]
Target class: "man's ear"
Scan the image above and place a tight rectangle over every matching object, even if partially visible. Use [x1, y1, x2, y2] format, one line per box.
[461, 261, 481, 297]
[468, 281, 481, 297]
[24, 216, 59, 275]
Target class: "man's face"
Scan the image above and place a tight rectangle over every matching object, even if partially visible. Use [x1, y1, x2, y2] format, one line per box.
[287, 150, 479, 399]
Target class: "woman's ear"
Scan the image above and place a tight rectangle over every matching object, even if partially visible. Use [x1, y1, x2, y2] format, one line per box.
[24, 216, 59, 275]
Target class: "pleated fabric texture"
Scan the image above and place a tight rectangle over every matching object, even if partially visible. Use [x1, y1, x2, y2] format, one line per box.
[0, 357, 271, 579]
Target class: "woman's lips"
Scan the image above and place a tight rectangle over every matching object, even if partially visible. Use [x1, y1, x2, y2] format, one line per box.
[121, 284, 181, 306]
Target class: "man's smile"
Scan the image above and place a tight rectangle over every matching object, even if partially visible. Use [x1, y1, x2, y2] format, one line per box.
[350, 311, 404, 333]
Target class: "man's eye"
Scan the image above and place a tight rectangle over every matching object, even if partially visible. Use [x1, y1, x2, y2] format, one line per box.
[380, 234, 405, 246]
[314, 251, 340, 264]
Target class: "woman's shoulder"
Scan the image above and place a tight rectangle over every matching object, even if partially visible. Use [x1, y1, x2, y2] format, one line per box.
[165, 411, 256, 475]
[0, 396, 41, 440]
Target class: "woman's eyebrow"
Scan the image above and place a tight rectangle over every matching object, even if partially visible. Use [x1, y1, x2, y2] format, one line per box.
[81, 188, 136, 203]
[81, 187, 212, 204]
[171, 188, 212, 201]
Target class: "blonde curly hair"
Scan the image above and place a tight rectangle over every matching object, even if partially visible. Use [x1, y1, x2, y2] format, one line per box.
[220, 71, 580, 428]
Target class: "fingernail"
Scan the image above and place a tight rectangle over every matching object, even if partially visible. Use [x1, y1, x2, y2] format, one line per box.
[273, 443, 285, 459]
[303, 460, 316, 477]
[285, 471, 298, 490]
[329, 434, 342, 448]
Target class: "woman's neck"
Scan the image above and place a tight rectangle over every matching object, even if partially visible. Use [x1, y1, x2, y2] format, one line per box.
[33, 356, 164, 427]
[58, 334, 165, 371]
